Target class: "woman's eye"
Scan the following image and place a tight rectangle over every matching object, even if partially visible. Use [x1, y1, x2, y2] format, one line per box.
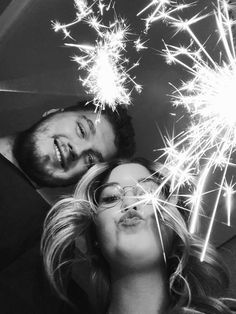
[100, 195, 120, 204]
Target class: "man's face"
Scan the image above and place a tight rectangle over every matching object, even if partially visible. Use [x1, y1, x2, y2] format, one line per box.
[14, 110, 117, 187]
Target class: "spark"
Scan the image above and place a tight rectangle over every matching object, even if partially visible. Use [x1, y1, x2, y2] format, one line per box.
[138, 0, 236, 260]
[137, 0, 195, 32]
[51, 1, 93, 33]
[52, 0, 141, 113]
[159, 135, 198, 191]
[134, 37, 149, 52]
[98, 0, 106, 15]
[222, 179, 236, 226]
[200, 160, 230, 261]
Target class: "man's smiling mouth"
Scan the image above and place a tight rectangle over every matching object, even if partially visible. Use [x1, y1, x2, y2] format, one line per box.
[54, 139, 65, 168]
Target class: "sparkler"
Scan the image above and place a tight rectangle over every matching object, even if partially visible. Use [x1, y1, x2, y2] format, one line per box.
[138, 0, 236, 260]
[52, 0, 142, 114]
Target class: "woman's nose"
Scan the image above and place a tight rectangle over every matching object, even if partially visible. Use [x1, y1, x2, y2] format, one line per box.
[121, 192, 137, 212]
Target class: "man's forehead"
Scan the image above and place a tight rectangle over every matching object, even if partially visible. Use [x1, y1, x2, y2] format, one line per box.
[68, 109, 101, 119]
[64, 109, 95, 116]
[73, 110, 112, 127]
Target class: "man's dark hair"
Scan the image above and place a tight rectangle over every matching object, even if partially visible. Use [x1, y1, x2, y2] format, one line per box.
[64, 100, 136, 158]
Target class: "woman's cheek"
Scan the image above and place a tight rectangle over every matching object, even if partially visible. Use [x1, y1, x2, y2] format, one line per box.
[95, 213, 116, 251]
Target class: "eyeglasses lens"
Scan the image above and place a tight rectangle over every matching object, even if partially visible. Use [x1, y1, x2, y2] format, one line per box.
[96, 179, 159, 209]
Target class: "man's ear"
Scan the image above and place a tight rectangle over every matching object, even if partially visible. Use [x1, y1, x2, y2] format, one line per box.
[42, 108, 64, 118]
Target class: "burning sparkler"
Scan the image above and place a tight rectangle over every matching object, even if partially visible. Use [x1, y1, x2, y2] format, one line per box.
[138, 0, 236, 260]
[52, 0, 142, 114]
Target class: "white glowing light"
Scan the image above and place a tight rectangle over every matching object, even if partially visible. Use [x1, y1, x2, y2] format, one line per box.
[52, 0, 142, 113]
[137, 0, 194, 32]
[134, 37, 149, 52]
[138, 0, 236, 260]
[223, 180, 236, 226]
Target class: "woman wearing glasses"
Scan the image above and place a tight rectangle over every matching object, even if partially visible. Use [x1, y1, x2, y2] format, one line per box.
[41, 158, 234, 314]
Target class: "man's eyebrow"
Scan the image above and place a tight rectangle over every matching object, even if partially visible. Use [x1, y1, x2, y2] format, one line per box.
[94, 150, 104, 162]
[82, 115, 96, 135]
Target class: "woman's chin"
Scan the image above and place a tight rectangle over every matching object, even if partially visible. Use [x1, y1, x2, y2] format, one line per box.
[110, 235, 164, 267]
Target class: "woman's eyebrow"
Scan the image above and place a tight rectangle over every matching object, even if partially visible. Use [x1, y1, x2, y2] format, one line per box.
[137, 177, 150, 182]
[137, 177, 157, 183]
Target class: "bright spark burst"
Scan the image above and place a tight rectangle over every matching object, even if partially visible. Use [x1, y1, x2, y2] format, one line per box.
[138, 0, 236, 261]
[137, 0, 194, 32]
[52, 0, 142, 113]
[134, 37, 149, 52]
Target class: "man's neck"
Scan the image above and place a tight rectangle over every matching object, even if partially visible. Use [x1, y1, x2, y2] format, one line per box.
[108, 266, 169, 314]
[0, 135, 55, 204]
[0, 135, 39, 187]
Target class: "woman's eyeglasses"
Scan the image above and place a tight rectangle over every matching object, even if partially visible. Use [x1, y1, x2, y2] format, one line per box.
[94, 178, 160, 209]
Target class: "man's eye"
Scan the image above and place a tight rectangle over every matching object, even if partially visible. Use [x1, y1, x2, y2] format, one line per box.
[87, 153, 95, 168]
[77, 123, 85, 138]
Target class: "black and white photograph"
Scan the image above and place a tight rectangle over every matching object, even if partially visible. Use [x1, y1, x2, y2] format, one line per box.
[0, 0, 236, 313]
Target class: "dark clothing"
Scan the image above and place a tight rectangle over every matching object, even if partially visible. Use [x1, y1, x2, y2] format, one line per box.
[0, 153, 49, 270]
[0, 154, 86, 313]
[0, 244, 79, 314]
[218, 235, 236, 298]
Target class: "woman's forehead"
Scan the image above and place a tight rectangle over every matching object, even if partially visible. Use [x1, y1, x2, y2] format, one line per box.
[106, 163, 151, 186]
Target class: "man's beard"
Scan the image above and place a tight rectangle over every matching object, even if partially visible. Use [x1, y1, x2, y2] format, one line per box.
[12, 121, 76, 187]
[13, 126, 56, 187]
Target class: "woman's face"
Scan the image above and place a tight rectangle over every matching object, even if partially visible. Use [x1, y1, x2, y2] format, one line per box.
[94, 163, 174, 271]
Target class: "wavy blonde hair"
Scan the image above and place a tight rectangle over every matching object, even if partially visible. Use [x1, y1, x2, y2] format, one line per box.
[41, 158, 234, 314]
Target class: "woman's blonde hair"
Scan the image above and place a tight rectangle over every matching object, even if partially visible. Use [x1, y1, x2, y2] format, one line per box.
[41, 158, 233, 314]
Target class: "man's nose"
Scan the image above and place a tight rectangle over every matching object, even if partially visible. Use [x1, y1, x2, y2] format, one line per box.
[69, 138, 89, 157]
[66, 142, 79, 162]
